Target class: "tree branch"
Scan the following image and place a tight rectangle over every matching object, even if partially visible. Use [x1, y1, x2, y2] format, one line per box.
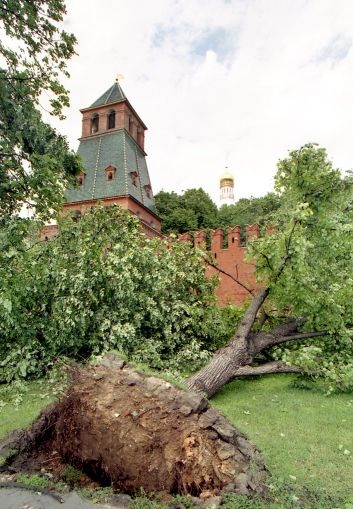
[203, 254, 254, 295]
[274, 220, 298, 279]
[233, 361, 305, 377]
[253, 322, 327, 353]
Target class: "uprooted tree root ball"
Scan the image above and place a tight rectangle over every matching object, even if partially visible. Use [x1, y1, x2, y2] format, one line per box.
[0, 354, 268, 498]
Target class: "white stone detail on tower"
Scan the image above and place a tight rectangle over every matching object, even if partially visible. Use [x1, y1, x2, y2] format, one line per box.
[220, 167, 235, 206]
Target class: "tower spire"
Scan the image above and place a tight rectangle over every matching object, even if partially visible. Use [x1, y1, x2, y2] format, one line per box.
[64, 81, 161, 236]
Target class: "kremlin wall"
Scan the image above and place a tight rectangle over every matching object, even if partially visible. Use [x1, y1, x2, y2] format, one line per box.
[45, 81, 262, 307]
[178, 225, 261, 306]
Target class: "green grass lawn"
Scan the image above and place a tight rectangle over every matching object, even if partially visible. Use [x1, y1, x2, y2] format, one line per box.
[0, 380, 54, 440]
[212, 374, 353, 503]
[1, 374, 353, 508]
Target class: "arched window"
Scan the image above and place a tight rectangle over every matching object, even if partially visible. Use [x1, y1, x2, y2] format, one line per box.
[107, 110, 115, 129]
[144, 184, 152, 199]
[105, 165, 116, 181]
[91, 113, 99, 134]
[129, 116, 133, 134]
[130, 171, 138, 186]
[77, 172, 86, 186]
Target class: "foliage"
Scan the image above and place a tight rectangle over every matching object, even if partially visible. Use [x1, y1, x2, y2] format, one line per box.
[218, 192, 281, 232]
[0, 0, 81, 220]
[16, 473, 50, 489]
[155, 188, 219, 233]
[155, 189, 281, 235]
[0, 205, 230, 381]
[247, 144, 353, 390]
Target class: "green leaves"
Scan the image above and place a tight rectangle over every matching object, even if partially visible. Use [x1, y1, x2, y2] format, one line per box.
[0, 0, 79, 220]
[0, 205, 227, 381]
[248, 144, 353, 390]
[0, 0, 76, 115]
[155, 188, 219, 233]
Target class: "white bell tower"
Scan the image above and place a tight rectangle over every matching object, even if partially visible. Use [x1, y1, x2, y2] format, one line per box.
[219, 167, 235, 206]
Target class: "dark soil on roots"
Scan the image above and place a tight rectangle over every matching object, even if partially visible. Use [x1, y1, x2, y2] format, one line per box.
[0, 354, 268, 499]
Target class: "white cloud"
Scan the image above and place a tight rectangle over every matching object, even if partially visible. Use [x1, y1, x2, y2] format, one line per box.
[52, 0, 353, 204]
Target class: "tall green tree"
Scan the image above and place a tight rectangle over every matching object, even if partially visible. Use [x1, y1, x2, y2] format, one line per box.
[155, 189, 281, 235]
[218, 192, 281, 230]
[155, 188, 218, 233]
[0, 0, 81, 221]
[188, 144, 353, 396]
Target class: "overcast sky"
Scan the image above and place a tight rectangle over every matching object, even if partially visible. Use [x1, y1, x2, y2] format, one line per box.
[53, 0, 353, 205]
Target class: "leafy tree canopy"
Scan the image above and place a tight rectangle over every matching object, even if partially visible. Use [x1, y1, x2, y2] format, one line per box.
[155, 189, 281, 234]
[188, 144, 353, 396]
[0, 0, 81, 221]
[247, 145, 353, 389]
[188, 144, 353, 395]
[155, 188, 219, 233]
[0, 205, 241, 382]
[218, 193, 281, 230]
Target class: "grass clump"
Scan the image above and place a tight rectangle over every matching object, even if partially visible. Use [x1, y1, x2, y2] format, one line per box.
[16, 473, 49, 490]
[78, 486, 115, 504]
[60, 464, 82, 487]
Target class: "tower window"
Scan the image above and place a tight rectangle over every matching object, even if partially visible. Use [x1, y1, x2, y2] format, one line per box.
[105, 165, 116, 181]
[107, 110, 115, 129]
[77, 172, 86, 186]
[144, 184, 152, 199]
[137, 127, 143, 145]
[129, 116, 133, 134]
[91, 114, 99, 134]
[130, 171, 138, 186]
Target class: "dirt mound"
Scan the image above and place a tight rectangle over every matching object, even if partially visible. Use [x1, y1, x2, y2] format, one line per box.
[1, 354, 267, 498]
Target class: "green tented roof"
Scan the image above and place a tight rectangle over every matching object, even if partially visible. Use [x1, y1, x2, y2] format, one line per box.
[65, 129, 157, 214]
[89, 82, 126, 108]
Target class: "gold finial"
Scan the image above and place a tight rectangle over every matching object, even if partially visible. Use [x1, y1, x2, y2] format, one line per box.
[115, 73, 125, 83]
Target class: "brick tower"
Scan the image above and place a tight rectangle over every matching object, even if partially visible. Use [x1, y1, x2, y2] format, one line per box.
[64, 79, 161, 236]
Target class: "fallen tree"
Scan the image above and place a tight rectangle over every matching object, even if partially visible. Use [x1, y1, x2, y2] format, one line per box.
[188, 144, 353, 396]
[2, 145, 353, 500]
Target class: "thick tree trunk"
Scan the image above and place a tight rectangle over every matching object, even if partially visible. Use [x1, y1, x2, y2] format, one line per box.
[187, 288, 269, 397]
[187, 289, 320, 398]
[188, 220, 325, 398]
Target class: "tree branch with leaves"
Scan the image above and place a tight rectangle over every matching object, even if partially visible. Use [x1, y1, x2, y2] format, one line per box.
[187, 144, 353, 396]
[0, 0, 81, 222]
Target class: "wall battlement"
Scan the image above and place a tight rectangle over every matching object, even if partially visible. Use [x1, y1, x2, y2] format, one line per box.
[178, 225, 264, 306]
[178, 224, 260, 251]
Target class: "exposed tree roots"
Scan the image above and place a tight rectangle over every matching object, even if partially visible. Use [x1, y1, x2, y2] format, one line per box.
[0, 354, 268, 499]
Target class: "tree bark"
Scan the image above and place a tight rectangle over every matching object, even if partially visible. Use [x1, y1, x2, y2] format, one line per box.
[187, 220, 328, 398]
[187, 308, 325, 397]
[187, 288, 270, 397]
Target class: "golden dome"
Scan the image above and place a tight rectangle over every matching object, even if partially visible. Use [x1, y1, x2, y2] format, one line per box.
[220, 168, 234, 183]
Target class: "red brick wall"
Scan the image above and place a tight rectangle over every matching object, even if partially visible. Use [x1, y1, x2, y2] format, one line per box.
[179, 226, 261, 306]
